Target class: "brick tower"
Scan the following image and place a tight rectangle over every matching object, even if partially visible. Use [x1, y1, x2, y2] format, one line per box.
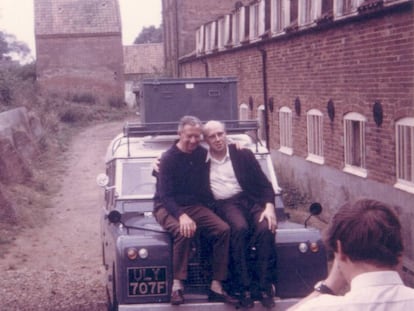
[34, 0, 125, 104]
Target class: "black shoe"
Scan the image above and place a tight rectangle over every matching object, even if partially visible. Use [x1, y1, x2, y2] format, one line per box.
[258, 291, 275, 309]
[171, 289, 184, 305]
[239, 291, 254, 309]
[208, 289, 239, 305]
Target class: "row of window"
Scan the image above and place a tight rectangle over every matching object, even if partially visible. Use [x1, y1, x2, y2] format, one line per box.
[196, 0, 404, 55]
[240, 104, 414, 194]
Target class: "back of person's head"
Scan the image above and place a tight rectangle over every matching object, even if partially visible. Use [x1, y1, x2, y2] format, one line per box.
[178, 115, 202, 133]
[325, 199, 403, 267]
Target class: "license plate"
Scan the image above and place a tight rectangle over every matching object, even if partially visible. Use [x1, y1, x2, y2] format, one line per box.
[128, 266, 168, 297]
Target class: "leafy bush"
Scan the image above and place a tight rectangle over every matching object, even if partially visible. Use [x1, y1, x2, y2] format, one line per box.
[0, 67, 14, 106]
[66, 92, 97, 104]
[108, 96, 125, 108]
[0, 61, 37, 110]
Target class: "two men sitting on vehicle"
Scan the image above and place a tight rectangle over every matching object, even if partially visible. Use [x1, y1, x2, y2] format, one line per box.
[153, 116, 278, 308]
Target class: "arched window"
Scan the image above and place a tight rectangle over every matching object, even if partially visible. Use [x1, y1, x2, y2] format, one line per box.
[279, 106, 293, 155]
[395, 117, 414, 193]
[306, 109, 324, 164]
[343, 112, 367, 177]
[239, 103, 249, 121]
[257, 105, 266, 141]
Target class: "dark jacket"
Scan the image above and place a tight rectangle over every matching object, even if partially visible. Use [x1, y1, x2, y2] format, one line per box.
[154, 143, 213, 219]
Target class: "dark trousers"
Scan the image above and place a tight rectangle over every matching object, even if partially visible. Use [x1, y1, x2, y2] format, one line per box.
[214, 195, 277, 292]
[154, 204, 230, 281]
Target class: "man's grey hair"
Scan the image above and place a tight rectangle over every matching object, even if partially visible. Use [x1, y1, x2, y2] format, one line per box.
[177, 115, 203, 133]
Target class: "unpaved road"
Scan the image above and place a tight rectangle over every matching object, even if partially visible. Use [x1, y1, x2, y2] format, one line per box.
[0, 121, 125, 311]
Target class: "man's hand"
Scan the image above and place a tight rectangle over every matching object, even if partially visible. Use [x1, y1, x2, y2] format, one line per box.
[178, 213, 197, 238]
[259, 203, 277, 233]
[152, 157, 161, 173]
[227, 140, 244, 150]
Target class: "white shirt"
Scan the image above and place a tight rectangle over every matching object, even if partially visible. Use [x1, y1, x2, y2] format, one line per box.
[293, 271, 414, 311]
[206, 147, 242, 200]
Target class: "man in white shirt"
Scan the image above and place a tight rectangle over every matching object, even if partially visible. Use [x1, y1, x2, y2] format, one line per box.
[288, 199, 414, 311]
[203, 120, 278, 308]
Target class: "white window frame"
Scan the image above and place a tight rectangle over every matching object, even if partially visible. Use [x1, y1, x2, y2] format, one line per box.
[395, 117, 414, 193]
[217, 14, 231, 50]
[232, 6, 245, 46]
[205, 21, 216, 53]
[306, 109, 324, 164]
[343, 112, 367, 177]
[333, 0, 364, 19]
[239, 103, 249, 121]
[249, 0, 266, 42]
[196, 25, 205, 55]
[257, 105, 266, 142]
[279, 106, 293, 155]
[271, 0, 290, 35]
[299, 0, 322, 27]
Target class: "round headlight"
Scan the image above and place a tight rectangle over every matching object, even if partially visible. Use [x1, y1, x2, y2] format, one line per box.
[298, 242, 308, 253]
[127, 248, 138, 260]
[138, 248, 149, 259]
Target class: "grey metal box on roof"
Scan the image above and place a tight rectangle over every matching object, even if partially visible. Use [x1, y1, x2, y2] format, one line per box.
[140, 77, 238, 124]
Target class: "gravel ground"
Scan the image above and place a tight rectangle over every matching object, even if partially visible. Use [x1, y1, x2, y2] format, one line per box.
[0, 121, 125, 311]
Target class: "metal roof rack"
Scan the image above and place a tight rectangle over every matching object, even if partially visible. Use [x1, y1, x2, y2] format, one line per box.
[123, 120, 259, 138]
[122, 120, 260, 156]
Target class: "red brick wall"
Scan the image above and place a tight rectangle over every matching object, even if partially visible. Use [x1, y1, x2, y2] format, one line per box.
[181, 5, 414, 186]
[179, 2, 414, 274]
[36, 34, 124, 103]
[162, 0, 251, 76]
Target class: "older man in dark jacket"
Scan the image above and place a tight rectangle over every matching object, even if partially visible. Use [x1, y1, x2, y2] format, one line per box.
[203, 120, 278, 309]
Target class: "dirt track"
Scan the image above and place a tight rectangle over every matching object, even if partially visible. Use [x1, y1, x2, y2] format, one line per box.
[0, 121, 125, 311]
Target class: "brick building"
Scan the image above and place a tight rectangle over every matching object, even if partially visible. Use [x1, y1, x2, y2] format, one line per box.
[123, 43, 164, 109]
[34, 0, 124, 104]
[162, 0, 252, 77]
[163, 0, 414, 276]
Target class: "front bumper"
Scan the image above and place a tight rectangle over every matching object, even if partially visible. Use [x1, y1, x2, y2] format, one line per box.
[118, 297, 300, 311]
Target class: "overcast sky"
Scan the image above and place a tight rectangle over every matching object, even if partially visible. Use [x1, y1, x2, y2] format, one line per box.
[0, 0, 162, 60]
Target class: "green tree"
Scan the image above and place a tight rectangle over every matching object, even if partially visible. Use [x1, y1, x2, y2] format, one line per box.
[133, 25, 163, 44]
[0, 31, 30, 61]
[0, 31, 34, 106]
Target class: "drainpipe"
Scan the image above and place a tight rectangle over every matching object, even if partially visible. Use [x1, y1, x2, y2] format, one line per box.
[259, 47, 270, 149]
[174, 0, 180, 77]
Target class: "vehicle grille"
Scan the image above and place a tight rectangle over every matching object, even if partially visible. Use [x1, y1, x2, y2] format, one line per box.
[184, 238, 211, 293]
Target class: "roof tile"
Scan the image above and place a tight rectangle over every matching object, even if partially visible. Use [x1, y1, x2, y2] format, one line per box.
[123, 43, 164, 74]
[35, 0, 121, 35]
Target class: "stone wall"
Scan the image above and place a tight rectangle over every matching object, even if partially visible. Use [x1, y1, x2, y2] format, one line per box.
[36, 35, 125, 103]
[0, 108, 43, 223]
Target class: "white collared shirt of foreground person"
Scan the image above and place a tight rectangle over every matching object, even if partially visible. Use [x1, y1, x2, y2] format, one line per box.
[288, 198, 414, 311]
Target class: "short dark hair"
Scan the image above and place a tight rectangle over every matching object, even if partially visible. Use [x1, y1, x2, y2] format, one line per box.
[325, 199, 403, 267]
[177, 115, 202, 133]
